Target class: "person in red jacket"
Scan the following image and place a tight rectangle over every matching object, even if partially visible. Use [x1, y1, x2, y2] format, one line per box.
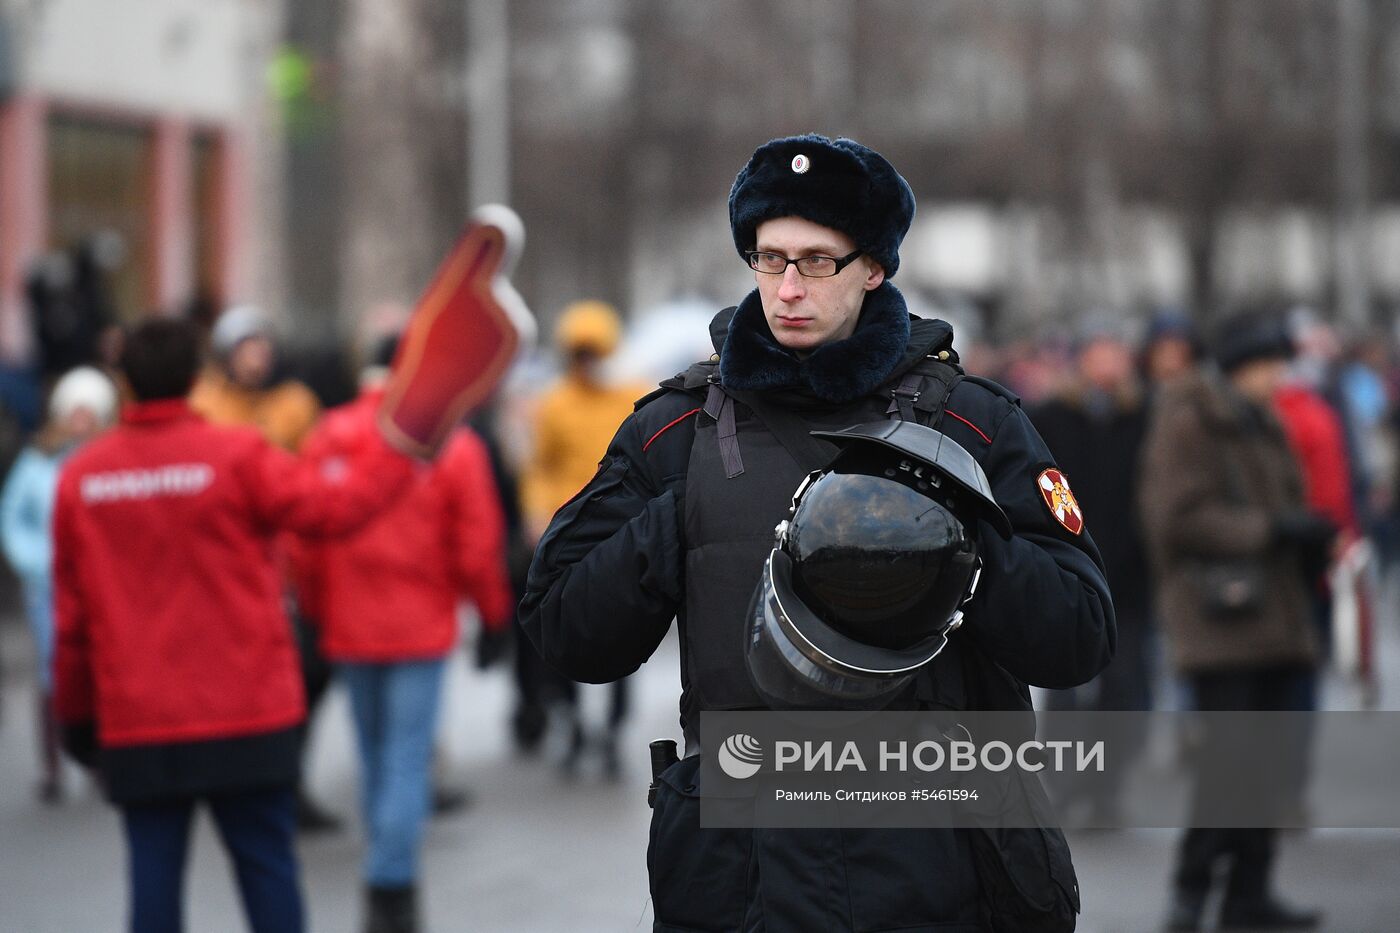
[1275, 382, 1358, 537]
[294, 343, 513, 933]
[52, 320, 417, 933]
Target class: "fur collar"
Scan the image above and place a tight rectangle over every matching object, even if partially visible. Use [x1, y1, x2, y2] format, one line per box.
[718, 281, 912, 403]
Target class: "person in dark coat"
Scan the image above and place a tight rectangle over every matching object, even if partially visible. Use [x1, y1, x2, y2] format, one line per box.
[1141, 311, 1202, 394]
[27, 233, 124, 381]
[520, 134, 1115, 932]
[1139, 310, 1331, 932]
[1032, 323, 1154, 820]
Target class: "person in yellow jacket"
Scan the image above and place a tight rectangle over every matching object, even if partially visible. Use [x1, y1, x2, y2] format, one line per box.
[189, 305, 321, 452]
[520, 301, 648, 537]
[518, 300, 647, 776]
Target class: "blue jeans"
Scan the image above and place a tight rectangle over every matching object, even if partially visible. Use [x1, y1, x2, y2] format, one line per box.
[340, 658, 446, 886]
[120, 785, 303, 933]
[20, 577, 54, 691]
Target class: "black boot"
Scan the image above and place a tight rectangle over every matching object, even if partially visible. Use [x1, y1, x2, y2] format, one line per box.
[511, 701, 548, 753]
[1219, 896, 1321, 930]
[601, 729, 622, 782]
[431, 784, 473, 817]
[295, 787, 342, 834]
[37, 690, 63, 805]
[364, 884, 418, 933]
[559, 717, 586, 778]
[1164, 889, 1205, 932]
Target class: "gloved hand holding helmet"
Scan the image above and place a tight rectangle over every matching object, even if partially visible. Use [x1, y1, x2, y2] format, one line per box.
[745, 420, 1012, 710]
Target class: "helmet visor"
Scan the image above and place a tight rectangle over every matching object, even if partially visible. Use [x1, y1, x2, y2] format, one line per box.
[745, 549, 950, 710]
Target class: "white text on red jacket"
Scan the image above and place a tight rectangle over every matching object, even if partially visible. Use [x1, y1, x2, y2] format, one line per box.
[80, 464, 215, 504]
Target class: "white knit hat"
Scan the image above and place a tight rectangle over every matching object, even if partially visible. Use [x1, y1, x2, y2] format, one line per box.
[49, 366, 118, 426]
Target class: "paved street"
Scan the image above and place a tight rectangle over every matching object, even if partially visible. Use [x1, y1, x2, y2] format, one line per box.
[3, 618, 1400, 932]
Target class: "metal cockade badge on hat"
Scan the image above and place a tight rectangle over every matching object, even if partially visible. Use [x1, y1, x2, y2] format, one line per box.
[791, 154, 810, 174]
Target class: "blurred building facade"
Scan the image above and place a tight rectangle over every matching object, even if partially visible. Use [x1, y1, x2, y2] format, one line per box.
[281, 0, 1400, 342]
[0, 0, 273, 361]
[7, 1, 1400, 356]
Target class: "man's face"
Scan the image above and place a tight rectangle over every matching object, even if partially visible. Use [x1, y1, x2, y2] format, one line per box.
[229, 335, 275, 389]
[61, 407, 102, 443]
[754, 217, 884, 355]
[1146, 336, 1194, 384]
[567, 346, 606, 383]
[1077, 337, 1133, 393]
[1229, 357, 1289, 404]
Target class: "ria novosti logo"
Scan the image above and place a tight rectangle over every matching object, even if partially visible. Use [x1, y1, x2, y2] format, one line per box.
[718, 734, 764, 779]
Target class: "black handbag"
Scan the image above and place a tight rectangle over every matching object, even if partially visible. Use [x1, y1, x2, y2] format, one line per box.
[1194, 449, 1267, 621]
[1196, 560, 1266, 619]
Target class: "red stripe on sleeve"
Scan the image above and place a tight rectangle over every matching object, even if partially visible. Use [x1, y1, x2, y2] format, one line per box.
[643, 408, 702, 451]
[944, 409, 993, 444]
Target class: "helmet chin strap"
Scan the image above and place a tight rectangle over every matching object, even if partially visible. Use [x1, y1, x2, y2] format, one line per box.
[946, 554, 985, 636]
[774, 467, 831, 549]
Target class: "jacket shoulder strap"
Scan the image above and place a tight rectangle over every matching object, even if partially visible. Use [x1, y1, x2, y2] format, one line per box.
[641, 359, 719, 411]
[727, 387, 839, 474]
[885, 354, 965, 427]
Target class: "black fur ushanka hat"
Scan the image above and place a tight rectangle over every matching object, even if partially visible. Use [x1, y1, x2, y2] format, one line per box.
[728, 134, 916, 278]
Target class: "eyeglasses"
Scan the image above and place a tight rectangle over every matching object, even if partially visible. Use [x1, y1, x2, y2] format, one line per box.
[745, 249, 863, 278]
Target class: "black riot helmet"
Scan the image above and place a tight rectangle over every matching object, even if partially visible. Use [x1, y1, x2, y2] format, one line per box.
[745, 420, 1011, 710]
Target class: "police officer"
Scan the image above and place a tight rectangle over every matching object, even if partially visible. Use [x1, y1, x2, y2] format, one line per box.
[520, 134, 1115, 931]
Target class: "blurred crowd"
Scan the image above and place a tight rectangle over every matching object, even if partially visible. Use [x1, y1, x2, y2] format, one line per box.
[1, 232, 1398, 932]
[1000, 305, 1398, 929]
[990, 303, 1396, 719]
[1001, 305, 1394, 701]
[0, 224, 711, 924]
[0, 242, 676, 931]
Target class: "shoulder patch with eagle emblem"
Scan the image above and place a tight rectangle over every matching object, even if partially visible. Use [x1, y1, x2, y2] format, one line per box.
[1037, 468, 1083, 535]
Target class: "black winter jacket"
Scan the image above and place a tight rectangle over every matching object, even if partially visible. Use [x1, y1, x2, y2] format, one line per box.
[521, 290, 1114, 711]
[520, 284, 1114, 932]
[1031, 384, 1152, 622]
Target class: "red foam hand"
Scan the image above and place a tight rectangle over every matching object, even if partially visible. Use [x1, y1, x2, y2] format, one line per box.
[378, 206, 533, 457]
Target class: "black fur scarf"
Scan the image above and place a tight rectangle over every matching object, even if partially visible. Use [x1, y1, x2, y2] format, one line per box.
[718, 281, 911, 404]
